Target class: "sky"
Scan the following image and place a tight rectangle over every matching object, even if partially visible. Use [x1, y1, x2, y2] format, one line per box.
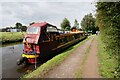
[0, 0, 97, 29]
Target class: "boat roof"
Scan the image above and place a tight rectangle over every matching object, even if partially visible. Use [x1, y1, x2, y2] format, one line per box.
[30, 22, 57, 28]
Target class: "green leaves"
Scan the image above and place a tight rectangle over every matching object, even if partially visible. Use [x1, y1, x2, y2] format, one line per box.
[60, 18, 71, 31]
[96, 2, 120, 78]
[81, 13, 97, 34]
[73, 19, 79, 29]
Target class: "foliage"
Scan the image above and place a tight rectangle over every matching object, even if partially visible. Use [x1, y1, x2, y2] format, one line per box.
[15, 22, 27, 32]
[81, 13, 97, 34]
[60, 18, 71, 31]
[98, 35, 117, 78]
[1, 22, 27, 32]
[73, 19, 79, 29]
[15, 22, 22, 29]
[96, 2, 120, 78]
[21, 26, 27, 32]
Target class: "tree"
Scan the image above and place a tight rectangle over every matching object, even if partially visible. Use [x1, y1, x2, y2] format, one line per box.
[21, 26, 27, 32]
[15, 22, 27, 32]
[81, 13, 96, 34]
[60, 18, 71, 31]
[15, 22, 22, 29]
[73, 19, 79, 29]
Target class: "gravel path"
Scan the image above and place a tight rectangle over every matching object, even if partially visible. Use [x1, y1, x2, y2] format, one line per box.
[42, 36, 95, 78]
[82, 36, 101, 78]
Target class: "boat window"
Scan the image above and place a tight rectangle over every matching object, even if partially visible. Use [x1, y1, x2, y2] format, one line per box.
[27, 27, 39, 34]
[47, 26, 57, 32]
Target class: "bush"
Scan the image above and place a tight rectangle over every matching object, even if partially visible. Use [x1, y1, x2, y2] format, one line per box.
[96, 2, 120, 78]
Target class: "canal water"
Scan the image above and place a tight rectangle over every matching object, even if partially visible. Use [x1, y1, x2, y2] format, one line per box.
[1, 43, 40, 78]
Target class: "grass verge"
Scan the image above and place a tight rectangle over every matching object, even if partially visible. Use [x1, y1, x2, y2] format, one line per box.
[0, 32, 25, 44]
[97, 35, 118, 78]
[22, 35, 94, 78]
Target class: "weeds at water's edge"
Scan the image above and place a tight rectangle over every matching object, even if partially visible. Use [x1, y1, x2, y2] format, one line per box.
[22, 35, 94, 79]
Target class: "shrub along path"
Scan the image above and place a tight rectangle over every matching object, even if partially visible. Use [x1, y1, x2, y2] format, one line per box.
[36, 35, 100, 78]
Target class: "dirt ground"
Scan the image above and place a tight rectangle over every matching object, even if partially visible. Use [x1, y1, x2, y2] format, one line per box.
[38, 36, 100, 78]
[82, 36, 100, 78]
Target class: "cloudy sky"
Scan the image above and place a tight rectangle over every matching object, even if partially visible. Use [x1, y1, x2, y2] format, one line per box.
[0, 0, 96, 29]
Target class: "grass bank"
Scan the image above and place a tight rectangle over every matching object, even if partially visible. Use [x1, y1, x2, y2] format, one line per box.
[0, 32, 25, 44]
[22, 35, 94, 78]
[98, 35, 118, 78]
